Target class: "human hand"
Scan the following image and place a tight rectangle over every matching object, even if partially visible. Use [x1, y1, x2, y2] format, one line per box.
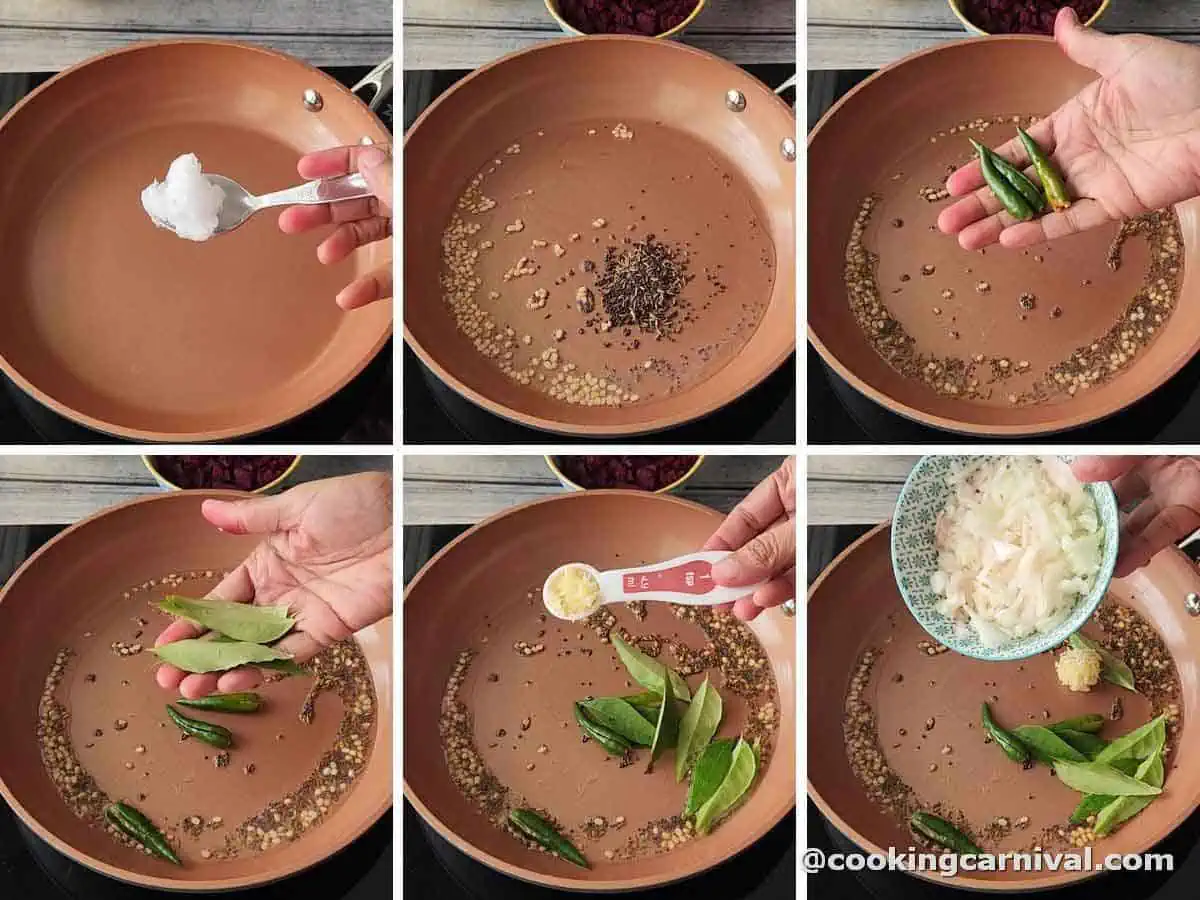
[703, 457, 796, 621]
[939, 8, 1200, 251]
[278, 145, 393, 310]
[1071, 456, 1200, 577]
[155, 472, 393, 698]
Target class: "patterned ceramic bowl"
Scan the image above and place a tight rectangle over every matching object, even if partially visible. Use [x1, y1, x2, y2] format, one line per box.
[891, 455, 1119, 661]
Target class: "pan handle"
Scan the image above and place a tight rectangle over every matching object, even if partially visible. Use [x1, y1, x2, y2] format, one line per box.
[774, 74, 797, 110]
[352, 56, 393, 113]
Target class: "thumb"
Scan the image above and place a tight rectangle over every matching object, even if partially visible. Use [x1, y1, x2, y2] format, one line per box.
[201, 494, 297, 536]
[1070, 455, 1140, 484]
[357, 146, 393, 215]
[712, 519, 796, 587]
[1054, 7, 1116, 77]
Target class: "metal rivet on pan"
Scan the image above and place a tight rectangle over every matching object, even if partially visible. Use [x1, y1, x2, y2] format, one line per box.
[1186, 593, 1200, 616]
[725, 89, 746, 113]
[303, 89, 324, 112]
[781, 137, 797, 162]
[359, 136, 375, 146]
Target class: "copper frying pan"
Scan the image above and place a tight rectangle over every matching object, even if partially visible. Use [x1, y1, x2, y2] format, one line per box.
[0, 41, 393, 442]
[809, 37, 1200, 436]
[808, 524, 1200, 890]
[0, 491, 392, 891]
[404, 37, 795, 436]
[403, 491, 796, 891]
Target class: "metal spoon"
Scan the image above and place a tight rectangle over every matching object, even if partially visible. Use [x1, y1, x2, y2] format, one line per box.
[542, 551, 767, 622]
[151, 172, 374, 237]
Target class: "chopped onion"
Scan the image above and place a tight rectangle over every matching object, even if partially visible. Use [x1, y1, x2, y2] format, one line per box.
[929, 457, 1103, 648]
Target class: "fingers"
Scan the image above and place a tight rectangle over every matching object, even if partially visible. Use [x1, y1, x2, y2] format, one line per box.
[706, 463, 791, 554]
[336, 262, 393, 310]
[1117, 506, 1200, 577]
[156, 663, 186, 691]
[712, 518, 796, 587]
[216, 668, 263, 694]
[318, 217, 392, 266]
[945, 121, 1057, 198]
[201, 494, 298, 536]
[1070, 455, 1143, 489]
[356, 146, 393, 215]
[207, 564, 257, 605]
[152, 616, 204, 691]
[160, 660, 263, 697]
[177, 672, 222, 700]
[275, 630, 324, 664]
[296, 144, 392, 181]
[938, 188, 1006, 237]
[731, 595, 760, 622]
[941, 197, 1110, 250]
[284, 146, 393, 257]
[155, 618, 203, 647]
[1000, 199, 1113, 248]
[1055, 7, 1119, 78]
[730, 572, 796, 622]
[277, 197, 378, 234]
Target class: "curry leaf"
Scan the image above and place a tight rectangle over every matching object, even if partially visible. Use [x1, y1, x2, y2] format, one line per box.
[675, 678, 723, 782]
[153, 638, 292, 673]
[1093, 717, 1166, 765]
[159, 595, 294, 644]
[1053, 760, 1162, 797]
[611, 633, 691, 702]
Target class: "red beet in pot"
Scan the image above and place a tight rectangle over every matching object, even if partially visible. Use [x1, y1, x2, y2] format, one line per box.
[556, 0, 699, 36]
[959, 0, 1102, 35]
[556, 455, 698, 491]
[151, 456, 296, 491]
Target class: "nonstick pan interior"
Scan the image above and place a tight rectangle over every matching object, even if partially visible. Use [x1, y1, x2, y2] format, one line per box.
[404, 36, 795, 436]
[808, 525, 1200, 890]
[0, 42, 393, 442]
[808, 37, 1200, 436]
[0, 491, 393, 891]
[404, 491, 796, 891]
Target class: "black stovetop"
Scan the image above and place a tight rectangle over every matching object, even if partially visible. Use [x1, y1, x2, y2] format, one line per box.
[0, 524, 391, 898]
[807, 524, 1200, 898]
[402, 525, 795, 899]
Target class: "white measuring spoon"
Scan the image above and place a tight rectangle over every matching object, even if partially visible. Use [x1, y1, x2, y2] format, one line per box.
[542, 551, 766, 621]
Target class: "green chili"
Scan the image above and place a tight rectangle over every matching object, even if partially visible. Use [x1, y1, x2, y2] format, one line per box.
[509, 808, 590, 868]
[1054, 728, 1109, 759]
[573, 702, 631, 757]
[910, 811, 982, 855]
[975, 142, 1034, 222]
[105, 802, 181, 865]
[1017, 127, 1071, 211]
[166, 704, 234, 749]
[972, 139, 1045, 213]
[1049, 714, 1106, 735]
[981, 703, 1030, 765]
[176, 692, 263, 713]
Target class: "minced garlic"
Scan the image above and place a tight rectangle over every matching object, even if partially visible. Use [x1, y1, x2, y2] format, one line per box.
[545, 565, 603, 620]
[1056, 646, 1102, 692]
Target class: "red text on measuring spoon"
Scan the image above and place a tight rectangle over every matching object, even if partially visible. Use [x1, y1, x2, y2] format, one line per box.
[622, 559, 714, 596]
